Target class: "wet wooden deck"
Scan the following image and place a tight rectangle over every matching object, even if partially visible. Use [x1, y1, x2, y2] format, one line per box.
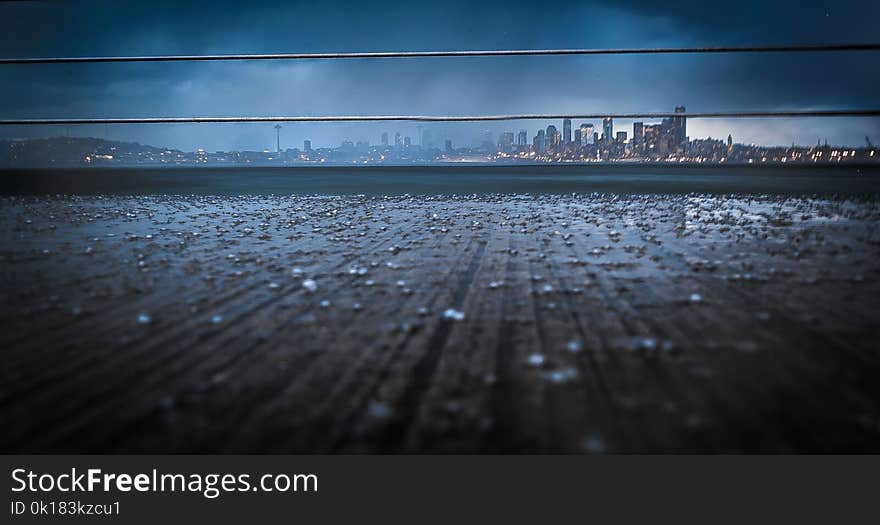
[1, 194, 879, 452]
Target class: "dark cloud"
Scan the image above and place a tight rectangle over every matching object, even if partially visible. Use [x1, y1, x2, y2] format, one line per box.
[0, 0, 877, 150]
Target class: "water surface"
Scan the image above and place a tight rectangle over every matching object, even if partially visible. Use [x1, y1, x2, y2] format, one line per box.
[2, 164, 879, 195]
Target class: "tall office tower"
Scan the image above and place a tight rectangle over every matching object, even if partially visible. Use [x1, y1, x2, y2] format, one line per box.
[303, 139, 312, 151]
[517, 130, 528, 147]
[593, 132, 599, 144]
[616, 131, 627, 144]
[580, 124, 593, 145]
[394, 132, 402, 149]
[535, 129, 546, 154]
[403, 136, 411, 148]
[381, 132, 389, 147]
[727, 134, 733, 148]
[445, 139, 453, 153]
[603, 117, 613, 145]
[673, 105, 687, 147]
[423, 130, 433, 149]
[633, 122, 644, 154]
[643, 124, 660, 153]
[563, 118, 572, 144]
[633, 122, 644, 144]
[574, 129, 582, 145]
[546, 125, 558, 149]
[661, 117, 674, 152]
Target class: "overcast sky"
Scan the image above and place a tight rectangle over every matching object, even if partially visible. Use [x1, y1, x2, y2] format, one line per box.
[0, 0, 878, 151]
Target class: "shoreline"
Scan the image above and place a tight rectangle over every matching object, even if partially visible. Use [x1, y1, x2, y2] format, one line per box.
[3, 161, 880, 173]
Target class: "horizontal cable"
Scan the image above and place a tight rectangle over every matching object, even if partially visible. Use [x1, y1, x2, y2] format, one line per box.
[1, 44, 879, 64]
[1, 110, 879, 126]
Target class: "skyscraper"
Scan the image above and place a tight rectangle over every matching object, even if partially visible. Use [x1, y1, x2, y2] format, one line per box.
[394, 132, 402, 149]
[574, 129, 582, 145]
[563, 118, 572, 144]
[661, 117, 674, 152]
[580, 124, 594, 145]
[303, 139, 312, 151]
[517, 130, 528, 147]
[381, 132, 389, 147]
[633, 122, 644, 153]
[546, 125, 558, 149]
[603, 117, 613, 145]
[633, 122, 644, 143]
[535, 129, 545, 154]
[673, 105, 687, 148]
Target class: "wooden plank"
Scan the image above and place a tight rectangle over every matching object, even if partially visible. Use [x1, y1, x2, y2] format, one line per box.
[1, 194, 879, 452]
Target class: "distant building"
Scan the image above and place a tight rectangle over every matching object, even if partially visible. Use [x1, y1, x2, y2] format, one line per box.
[661, 117, 675, 152]
[381, 132, 389, 147]
[445, 139, 453, 153]
[643, 124, 662, 155]
[603, 117, 613, 145]
[616, 131, 627, 144]
[633, 122, 644, 149]
[303, 139, 312, 151]
[394, 132, 402, 149]
[534, 129, 546, 154]
[673, 105, 687, 148]
[517, 130, 528, 147]
[563, 118, 572, 144]
[403, 136, 411, 148]
[546, 125, 558, 149]
[580, 124, 594, 145]
[727, 134, 733, 148]
[574, 129, 582, 144]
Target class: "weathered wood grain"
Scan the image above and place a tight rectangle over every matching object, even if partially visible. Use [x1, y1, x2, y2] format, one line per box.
[1, 194, 878, 452]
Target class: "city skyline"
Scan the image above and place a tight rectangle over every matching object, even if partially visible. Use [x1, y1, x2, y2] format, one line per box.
[5, 106, 877, 167]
